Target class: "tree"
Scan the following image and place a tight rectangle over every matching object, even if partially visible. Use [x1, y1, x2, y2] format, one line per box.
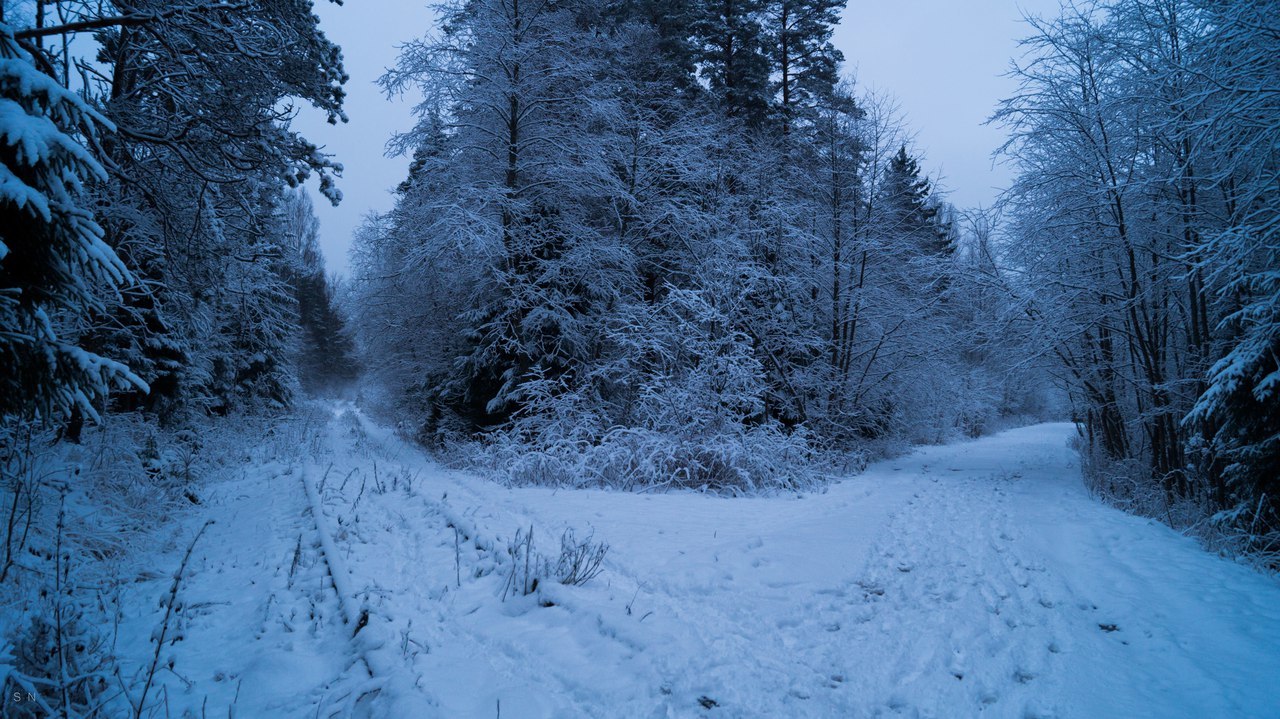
[0, 22, 144, 424]
[996, 0, 1279, 556]
[76, 0, 348, 415]
[692, 0, 772, 123]
[283, 189, 357, 395]
[1182, 0, 1280, 556]
[378, 0, 630, 428]
[354, 0, 1029, 488]
[880, 145, 951, 258]
[764, 0, 845, 130]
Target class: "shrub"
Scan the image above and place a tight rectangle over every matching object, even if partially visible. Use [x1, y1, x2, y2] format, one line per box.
[470, 423, 823, 494]
[501, 526, 608, 601]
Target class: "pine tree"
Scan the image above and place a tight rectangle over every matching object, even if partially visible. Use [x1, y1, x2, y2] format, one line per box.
[0, 22, 144, 423]
[608, 0, 703, 98]
[765, 0, 846, 129]
[693, 0, 772, 123]
[378, 0, 630, 429]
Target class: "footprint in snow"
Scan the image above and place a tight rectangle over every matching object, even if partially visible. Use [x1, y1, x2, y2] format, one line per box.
[857, 580, 885, 597]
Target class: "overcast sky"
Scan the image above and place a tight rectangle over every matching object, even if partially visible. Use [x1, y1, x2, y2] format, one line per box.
[296, 0, 1063, 275]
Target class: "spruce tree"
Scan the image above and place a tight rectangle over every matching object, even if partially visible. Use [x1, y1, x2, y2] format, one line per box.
[285, 190, 357, 395]
[84, 0, 347, 415]
[881, 145, 952, 257]
[0, 23, 144, 423]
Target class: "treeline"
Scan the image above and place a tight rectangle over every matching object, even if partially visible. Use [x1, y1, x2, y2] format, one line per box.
[1, 3, 361, 712]
[0, 0, 356, 439]
[351, 0, 1055, 489]
[995, 0, 1279, 558]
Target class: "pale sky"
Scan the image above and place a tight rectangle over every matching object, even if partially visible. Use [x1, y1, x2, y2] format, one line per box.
[295, 0, 1063, 275]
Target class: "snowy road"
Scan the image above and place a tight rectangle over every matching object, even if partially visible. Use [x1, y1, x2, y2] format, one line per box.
[143, 411, 1280, 718]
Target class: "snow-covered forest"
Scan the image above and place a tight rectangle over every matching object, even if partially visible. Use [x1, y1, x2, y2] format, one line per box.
[1, 0, 1277, 716]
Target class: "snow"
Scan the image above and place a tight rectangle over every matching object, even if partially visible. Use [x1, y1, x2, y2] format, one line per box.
[0, 51, 116, 136]
[114, 406, 1280, 717]
[0, 154, 50, 219]
[0, 59, 111, 185]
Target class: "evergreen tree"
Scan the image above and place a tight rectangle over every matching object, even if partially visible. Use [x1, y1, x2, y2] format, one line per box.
[0, 23, 144, 423]
[379, 0, 630, 429]
[880, 145, 951, 257]
[79, 0, 348, 415]
[284, 190, 357, 395]
[765, 0, 846, 129]
[609, 0, 703, 99]
[693, 0, 772, 123]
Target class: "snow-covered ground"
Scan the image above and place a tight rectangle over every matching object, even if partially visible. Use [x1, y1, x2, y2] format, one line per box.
[120, 405, 1280, 718]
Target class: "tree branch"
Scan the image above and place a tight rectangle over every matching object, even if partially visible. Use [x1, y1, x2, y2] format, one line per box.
[13, 2, 250, 40]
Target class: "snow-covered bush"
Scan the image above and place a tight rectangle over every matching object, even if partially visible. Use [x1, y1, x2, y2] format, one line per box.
[476, 422, 821, 494]
[1073, 433, 1265, 565]
[1, 497, 116, 718]
[3, 587, 113, 717]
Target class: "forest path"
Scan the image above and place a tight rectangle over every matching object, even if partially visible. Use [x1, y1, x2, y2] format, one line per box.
[320, 411, 1280, 717]
[382, 418, 1280, 719]
[113, 449, 361, 715]
[137, 408, 1280, 718]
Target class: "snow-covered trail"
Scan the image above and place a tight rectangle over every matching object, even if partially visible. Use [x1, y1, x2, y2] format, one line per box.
[138, 408, 1280, 718]
[321, 412, 1280, 718]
